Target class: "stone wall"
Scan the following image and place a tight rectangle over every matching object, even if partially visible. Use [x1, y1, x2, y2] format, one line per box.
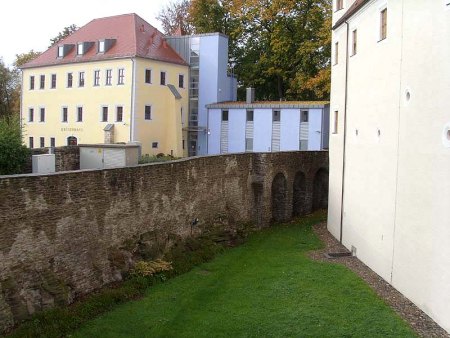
[23, 146, 80, 173]
[0, 151, 328, 331]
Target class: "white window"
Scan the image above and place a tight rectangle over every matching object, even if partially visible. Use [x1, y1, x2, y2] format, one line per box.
[101, 106, 108, 122]
[116, 106, 123, 122]
[160, 71, 166, 85]
[145, 69, 152, 84]
[98, 40, 105, 53]
[145, 105, 152, 120]
[40, 107, 45, 122]
[106, 69, 112, 85]
[118, 68, 125, 85]
[178, 74, 184, 88]
[58, 46, 64, 57]
[77, 43, 84, 55]
[77, 106, 83, 122]
[335, 0, 343, 11]
[62, 107, 68, 122]
[79, 72, 85, 87]
[94, 70, 100, 86]
[67, 73, 73, 88]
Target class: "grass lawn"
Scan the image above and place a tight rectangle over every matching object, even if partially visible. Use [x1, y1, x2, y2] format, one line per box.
[72, 213, 416, 338]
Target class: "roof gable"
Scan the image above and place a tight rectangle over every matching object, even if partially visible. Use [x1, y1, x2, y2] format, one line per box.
[22, 13, 187, 69]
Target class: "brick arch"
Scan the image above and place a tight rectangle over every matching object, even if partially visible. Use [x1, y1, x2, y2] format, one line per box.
[312, 167, 329, 211]
[272, 172, 288, 222]
[292, 171, 307, 217]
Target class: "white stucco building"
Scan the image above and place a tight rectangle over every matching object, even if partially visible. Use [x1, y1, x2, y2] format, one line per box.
[166, 33, 237, 156]
[328, 0, 450, 333]
[206, 90, 329, 155]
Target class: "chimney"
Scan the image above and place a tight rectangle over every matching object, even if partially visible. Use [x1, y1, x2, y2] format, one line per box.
[246, 88, 255, 104]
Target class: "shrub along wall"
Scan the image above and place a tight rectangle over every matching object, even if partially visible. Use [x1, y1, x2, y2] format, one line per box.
[0, 151, 328, 332]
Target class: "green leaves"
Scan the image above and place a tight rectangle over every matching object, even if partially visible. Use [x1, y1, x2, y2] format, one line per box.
[0, 115, 30, 175]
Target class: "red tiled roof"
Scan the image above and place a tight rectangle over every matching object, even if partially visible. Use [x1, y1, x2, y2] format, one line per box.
[333, 0, 370, 30]
[22, 13, 187, 69]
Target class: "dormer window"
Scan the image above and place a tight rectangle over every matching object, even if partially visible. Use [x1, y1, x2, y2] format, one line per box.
[57, 44, 74, 58]
[98, 40, 106, 53]
[77, 43, 84, 55]
[97, 39, 116, 54]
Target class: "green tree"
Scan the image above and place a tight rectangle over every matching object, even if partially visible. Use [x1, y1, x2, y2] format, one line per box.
[0, 115, 29, 175]
[157, 0, 194, 35]
[230, 0, 331, 100]
[159, 0, 331, 101]
[49, 24, 78, 47]
[0, 58, 19, 119]
[14, 50, 41, 68]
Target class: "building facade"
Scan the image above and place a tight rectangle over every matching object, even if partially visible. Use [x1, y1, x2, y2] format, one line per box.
[329, 0, 450, 332]
[21, 14, 189, 157]
[166, 33, 237, 156]
[206, 92, 329, 155]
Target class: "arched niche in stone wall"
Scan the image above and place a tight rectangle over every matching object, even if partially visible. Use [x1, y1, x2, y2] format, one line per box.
[312, 168, 329, 211]
[292, 171, 307, 217]
[272, 172, 287, 223]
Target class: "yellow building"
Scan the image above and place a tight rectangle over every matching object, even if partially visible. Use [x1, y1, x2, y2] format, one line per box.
[21, 13, 189, 157]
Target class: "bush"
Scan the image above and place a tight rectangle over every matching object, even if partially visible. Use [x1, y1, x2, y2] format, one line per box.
[138, 154, 179, 164]
[0, 116, 29, 175]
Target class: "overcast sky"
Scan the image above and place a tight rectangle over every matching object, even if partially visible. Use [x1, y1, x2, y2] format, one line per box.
[1, 0, 168, 67]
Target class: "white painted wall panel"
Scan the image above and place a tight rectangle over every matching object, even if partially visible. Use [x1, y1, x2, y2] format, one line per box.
[253, 109, 272, 152]
[308, 109, 323, 150]
[280, 109, 300, 151]
[329, 0, 450, 333]
[228, 109, 246, 153]
[207, 109, 222, 154]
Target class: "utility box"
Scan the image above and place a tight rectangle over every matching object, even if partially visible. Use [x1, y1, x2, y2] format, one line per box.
[79, 144, 140, 170]
[32, 154, 56, 174]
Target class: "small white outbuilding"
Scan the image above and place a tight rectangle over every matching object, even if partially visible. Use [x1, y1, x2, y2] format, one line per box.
[79, 144, 140, 170]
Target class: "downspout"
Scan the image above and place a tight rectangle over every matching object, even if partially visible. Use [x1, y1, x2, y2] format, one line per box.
[130, 58, 136, 142]
[339, 21, 350, 244]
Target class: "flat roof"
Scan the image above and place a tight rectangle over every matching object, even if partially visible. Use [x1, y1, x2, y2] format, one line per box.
[79, 144, 140, 148]
[206, 101, 329, 109]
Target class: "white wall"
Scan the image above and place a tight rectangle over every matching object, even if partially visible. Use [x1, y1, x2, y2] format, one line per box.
[328, 0, 450, 332]
[308, 109, 323, 150]
[253, 109, 274, 152]
[197, 34, 236, 156]
[207, 108, 222, 154]
[197, 35, 220, 155]
[208, 107, 326, 154]
[228, 109, 246, 153]
[280, 109, 300, 151]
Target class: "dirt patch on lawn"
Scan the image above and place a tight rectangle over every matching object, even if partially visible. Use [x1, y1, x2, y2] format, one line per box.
[309, 222, 449, 338]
